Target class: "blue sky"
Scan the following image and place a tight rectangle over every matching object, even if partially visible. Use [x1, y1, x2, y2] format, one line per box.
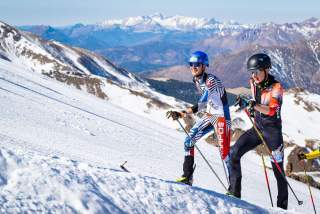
[1, 0, 319, 26]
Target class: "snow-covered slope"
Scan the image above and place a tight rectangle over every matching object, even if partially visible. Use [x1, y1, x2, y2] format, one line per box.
[0, 20, 186, 127]
[0, 20, 142, 85]
[0, 55, 319, 213]
[0, 147, 286, 213]
[282, 89, 320, 146]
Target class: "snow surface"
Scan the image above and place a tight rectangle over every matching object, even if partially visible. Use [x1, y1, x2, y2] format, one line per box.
[282, 91, 320, 146]
[0, 59, 319, 213]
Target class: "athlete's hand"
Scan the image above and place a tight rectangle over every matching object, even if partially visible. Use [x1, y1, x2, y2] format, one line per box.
[166, 111, 183, 120]
[234, 95, 250, 109]
[248, 100, 256, 115]
[297, 152, 307, 160]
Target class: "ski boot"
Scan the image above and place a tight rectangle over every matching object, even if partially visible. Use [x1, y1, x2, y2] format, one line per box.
[176, 175, 193, 186]
[225, 191, 236, 197]
[225, 186, 241, 198]
[176, 156, 195, 186]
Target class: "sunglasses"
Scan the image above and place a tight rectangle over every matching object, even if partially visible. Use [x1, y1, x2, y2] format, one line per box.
[189, 62, 202, 67]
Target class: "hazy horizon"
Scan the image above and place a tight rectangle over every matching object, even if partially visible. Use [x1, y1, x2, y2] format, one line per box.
[0, 0, 319, 26]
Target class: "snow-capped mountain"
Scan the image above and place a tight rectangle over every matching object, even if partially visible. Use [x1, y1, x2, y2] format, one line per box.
[149, 39, 320, 94]
[98, 14, 320, 38]
[0, 20, 186, 125]
[0, 21, 143, 86]
[20, 15, 320, 82]
[99, 13, 245, 32]
[211, 42, 320, 93]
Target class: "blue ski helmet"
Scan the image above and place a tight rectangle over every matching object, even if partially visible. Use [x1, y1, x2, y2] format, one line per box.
[189, 51, 209, 67]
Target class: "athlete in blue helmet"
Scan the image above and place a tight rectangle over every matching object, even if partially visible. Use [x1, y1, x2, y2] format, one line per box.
[166, 51, 231, 185]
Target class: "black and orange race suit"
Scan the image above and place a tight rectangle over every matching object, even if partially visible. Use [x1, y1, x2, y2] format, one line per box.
[228, 74, 288, 209]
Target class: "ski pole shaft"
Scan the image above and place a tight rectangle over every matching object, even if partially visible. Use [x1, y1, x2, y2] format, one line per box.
[216, 133, 230, 186]
[219, 147, 230, 186]
[212, 122, 230, 186]
[244, 109, 303, 205]
[177, 119, 228, 191]
[195, 143, 228, 191]
[300, 161, 317, 214]
[261, 153, 274, 207]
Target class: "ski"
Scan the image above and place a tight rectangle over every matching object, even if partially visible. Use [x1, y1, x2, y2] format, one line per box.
[120, 161, 130, 172]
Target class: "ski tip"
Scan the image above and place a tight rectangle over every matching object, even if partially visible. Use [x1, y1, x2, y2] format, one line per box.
[120, 161, 130, 172]
[120, 165, 130, 173]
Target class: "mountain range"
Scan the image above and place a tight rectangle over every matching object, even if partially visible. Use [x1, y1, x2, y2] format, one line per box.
[0, 20, 188, 126]
[19, 14, 320, 94]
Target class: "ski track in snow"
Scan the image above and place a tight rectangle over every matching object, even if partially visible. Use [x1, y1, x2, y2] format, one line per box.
[0, 60, 319, 213]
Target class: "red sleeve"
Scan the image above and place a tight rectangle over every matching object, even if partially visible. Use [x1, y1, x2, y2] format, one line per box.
[268, 83, 283, 116]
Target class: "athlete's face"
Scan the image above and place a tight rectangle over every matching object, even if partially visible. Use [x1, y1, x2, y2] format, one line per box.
[252, 69, 267, 83]
[190, 62, 205, 77]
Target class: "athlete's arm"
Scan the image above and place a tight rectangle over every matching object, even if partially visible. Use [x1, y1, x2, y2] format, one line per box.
[254, 104, 271, 115]
[254, 83, 283, 116]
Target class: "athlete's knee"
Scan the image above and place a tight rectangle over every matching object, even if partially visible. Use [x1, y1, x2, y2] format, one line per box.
[184, 137, 194, 149]
[270, 144, 284, 163]
[184, 147, 195, 156]
[229, 146, 241, 164]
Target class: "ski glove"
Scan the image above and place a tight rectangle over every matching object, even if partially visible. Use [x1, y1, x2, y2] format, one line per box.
[166, 111, 183, 120]
[234, 96, 255, 115]
[297, 152, 307, 160]
[234, 95, 250, 109]
[247, 100, 256, 116]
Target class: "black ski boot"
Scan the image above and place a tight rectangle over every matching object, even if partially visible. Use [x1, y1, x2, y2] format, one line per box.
[176, 156, 195, 185]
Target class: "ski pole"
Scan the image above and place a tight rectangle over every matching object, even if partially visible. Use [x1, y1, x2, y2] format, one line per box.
[214, 125, 230, 187]
[217, 143, 230, 186]
[176, 119, 228, 191]
[299, 160, 316, 214]
[244, 109, 303, 205]
[261, 153, 274, 207]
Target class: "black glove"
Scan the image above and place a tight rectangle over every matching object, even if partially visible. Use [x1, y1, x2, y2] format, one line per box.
[166, 111, 182, 120]
[234, 95, 250, 109]
[297, 152, 307, 160]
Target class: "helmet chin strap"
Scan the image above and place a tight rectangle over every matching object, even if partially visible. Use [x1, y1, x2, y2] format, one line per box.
[258, 70, 269, 89]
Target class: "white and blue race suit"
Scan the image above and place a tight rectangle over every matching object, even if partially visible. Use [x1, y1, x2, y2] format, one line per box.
[184, 72, 231, 160]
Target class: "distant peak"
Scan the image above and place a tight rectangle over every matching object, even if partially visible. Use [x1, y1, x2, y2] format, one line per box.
[303, 17, 320, 25]
[73, 23, 85, 28]
[149, 12, 164, 19]
[98, 14, 241, 31]
[0, 20, 10, 27]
